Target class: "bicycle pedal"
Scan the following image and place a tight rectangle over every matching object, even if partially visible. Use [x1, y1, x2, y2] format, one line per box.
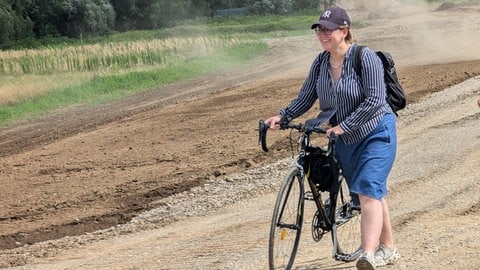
[351, 205, 361, 212]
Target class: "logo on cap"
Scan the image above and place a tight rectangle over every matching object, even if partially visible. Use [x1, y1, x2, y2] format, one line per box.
[322, 10, 332, 18]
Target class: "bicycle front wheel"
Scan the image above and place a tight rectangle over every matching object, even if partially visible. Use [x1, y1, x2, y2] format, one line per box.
[332, 176, 362, 262]
[268, 168, 305, 270]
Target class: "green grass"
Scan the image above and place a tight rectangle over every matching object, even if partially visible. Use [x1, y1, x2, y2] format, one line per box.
[0, 41, 267, 126]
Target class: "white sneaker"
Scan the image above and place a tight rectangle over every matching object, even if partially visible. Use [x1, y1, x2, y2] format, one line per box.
[374, 244, 400, 266]
[356, 251, 376, 270]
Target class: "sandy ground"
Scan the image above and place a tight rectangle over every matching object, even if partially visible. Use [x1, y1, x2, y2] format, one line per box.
[0, 1, 480, 269]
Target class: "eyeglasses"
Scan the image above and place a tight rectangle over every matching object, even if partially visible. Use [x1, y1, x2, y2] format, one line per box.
[314, 27, 346, 36]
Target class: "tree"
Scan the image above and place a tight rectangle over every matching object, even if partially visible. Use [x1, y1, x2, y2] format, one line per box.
[28, 0, 64, 37]
[2, 0, 328, 49]
[110, 0, 155, 30]
[188, 0, 211, 18]
[0, 6, 15, 45]
[320, 0, 337, 10]
[245, 0, 293, 15]
[150, 0, 190, 28]
[62, 0, 115, 38]
[0, 2, 35, 48]
[292, 0, 319, 11]
[111, 0, 190, 30]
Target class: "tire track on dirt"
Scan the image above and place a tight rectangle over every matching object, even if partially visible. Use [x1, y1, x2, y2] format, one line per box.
[382, 76, 480, 269]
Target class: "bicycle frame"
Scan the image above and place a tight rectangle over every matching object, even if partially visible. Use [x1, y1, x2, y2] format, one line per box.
[260, 118, 362, 269]
[260, 118, 338, 226]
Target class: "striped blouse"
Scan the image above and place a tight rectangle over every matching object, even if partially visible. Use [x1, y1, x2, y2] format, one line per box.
[279, 43, 393, 144]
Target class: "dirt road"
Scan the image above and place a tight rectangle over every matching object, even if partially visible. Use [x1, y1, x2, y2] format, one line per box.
[0, 2, 480, 269]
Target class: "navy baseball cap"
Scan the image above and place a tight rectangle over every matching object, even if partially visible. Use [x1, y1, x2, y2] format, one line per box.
[311, 6, 351, 30]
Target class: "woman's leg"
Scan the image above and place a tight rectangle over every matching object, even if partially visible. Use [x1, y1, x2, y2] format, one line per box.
[359, 194, 383, 253]
[379, 198, 395, 248]
[359, 196, 395, 252]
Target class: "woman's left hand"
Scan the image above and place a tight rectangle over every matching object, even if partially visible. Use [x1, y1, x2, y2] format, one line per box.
[326, 125, 344, 137]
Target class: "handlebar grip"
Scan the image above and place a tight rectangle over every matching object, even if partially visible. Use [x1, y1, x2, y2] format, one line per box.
[328, 132, 338, 142]
[258, 119, 269, 152]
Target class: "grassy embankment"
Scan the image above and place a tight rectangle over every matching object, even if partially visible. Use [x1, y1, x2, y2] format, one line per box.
[0, 13, 316, 127]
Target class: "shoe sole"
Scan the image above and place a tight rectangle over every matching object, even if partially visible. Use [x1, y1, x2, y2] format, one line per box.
[356, 259, 375, 270]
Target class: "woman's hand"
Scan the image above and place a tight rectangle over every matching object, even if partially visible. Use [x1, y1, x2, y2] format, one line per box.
[326, 125, 345, 137]
[265, 115, 283, 130]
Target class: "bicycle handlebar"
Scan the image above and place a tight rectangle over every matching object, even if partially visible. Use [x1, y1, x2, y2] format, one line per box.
[258, 119, 269, 152]
[258, 119, 334, 153]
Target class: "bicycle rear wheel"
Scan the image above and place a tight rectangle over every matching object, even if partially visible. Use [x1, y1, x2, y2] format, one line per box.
[332, 176, 362, 262]
[268, 168, 305, 270]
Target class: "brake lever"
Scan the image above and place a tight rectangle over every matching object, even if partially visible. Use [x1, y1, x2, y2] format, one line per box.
[326, 133, 338, 157]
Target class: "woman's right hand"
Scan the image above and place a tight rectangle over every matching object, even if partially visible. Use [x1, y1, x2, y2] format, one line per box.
[265, 115, 283, 130]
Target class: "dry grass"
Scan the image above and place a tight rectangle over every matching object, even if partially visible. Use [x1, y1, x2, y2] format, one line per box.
[0, 36, 241, 105]
[0, 37, 240, 75]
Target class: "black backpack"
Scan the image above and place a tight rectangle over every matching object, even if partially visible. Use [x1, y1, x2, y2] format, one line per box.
[353, 46, 407, 115]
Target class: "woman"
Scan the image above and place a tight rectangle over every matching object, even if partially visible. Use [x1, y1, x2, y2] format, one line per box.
[264, 6, 399, 270]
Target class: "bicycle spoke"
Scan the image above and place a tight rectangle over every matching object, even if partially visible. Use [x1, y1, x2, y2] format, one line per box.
[332, 178, 362, 262]
[269, 168, 304, 270]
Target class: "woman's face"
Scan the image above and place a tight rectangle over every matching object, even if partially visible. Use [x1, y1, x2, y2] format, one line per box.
[314, 26, 347, 51]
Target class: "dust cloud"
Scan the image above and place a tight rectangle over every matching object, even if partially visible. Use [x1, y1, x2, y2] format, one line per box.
[338, 0, 480, 65]
[406, 2, 480, 65]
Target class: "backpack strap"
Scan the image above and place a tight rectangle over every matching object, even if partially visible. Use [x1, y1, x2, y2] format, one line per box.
[353, 45, 365, 77]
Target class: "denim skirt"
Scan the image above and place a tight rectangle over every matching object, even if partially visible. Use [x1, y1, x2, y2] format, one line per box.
[335, 113, 397, 201]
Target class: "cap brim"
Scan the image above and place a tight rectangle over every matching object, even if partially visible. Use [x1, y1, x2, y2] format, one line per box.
[311, 21, 340, 30]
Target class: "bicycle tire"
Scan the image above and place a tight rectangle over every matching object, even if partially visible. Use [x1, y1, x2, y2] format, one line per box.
[268, 168, 305, 270]
[331, 176, 362, 262]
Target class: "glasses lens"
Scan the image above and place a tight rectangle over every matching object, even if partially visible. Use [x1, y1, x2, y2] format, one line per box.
[315, 27, 332, 35]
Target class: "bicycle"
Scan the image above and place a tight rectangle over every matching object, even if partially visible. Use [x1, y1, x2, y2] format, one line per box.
[258, 118, 362, 270]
